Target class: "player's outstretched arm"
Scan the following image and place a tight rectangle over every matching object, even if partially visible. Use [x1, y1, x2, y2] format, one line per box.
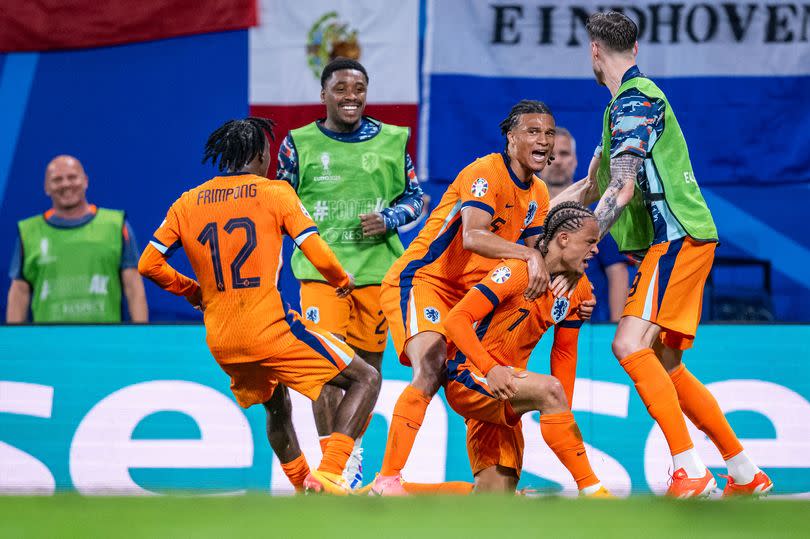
[137, 244, 200, 301]
[297, 233, 351, 292]
[593, 154, 640, 239]
[461, 206, 549, 300]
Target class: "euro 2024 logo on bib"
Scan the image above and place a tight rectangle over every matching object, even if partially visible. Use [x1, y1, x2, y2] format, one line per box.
[471, 178, 488, 198]
[491, 266, 511, 284]
[524, 201, 538, 227]
[551, 297, 570, 323]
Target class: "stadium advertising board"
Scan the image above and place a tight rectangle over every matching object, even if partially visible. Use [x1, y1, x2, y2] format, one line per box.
[2, 325, 808, 496]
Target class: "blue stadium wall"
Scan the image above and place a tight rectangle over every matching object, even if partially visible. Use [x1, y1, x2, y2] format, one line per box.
[1, 324, 808, 496]
[0, 31, 248, 322]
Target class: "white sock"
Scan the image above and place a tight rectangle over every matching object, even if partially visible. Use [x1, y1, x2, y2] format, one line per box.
[725, 451, 760, 485]
[673, 448, 707, 478]
[580, 482, 603, 496]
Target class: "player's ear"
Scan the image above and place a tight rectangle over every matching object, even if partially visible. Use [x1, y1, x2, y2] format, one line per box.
[557, 231, 569, 248]
[320, 88, 326, 104]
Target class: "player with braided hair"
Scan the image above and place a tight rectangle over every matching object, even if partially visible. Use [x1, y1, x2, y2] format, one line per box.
[139, 117, 382, 495]
[370, 99, 588, 495]
[439, 202, 610, 495]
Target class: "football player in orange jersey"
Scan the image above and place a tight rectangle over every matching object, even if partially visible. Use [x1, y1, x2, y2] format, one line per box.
[372, 101, 584, 495]
[138, 117, 381, 495]
[442, 202, 611, 496]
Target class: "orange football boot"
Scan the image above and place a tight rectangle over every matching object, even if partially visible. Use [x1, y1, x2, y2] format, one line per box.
[665, 468, 717, 498]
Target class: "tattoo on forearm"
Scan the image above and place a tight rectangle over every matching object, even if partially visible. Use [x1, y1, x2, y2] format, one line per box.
[594, 154, 643, 238]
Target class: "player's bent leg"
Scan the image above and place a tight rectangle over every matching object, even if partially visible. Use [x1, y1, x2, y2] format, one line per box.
[506, 373, 604, 494]
[474, 465, 519, 494]
[325, 355, 382, 438]
[262, 385, 309, 493]
[653, 340, 771, 496]
[339, 349, 383, 489]
[374, 331, 446, 495]
[305, 357, 381, 496]
[613, 317, 708, 485]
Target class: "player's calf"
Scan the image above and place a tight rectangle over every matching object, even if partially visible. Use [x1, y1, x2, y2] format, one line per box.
[474, 465, 519, 494]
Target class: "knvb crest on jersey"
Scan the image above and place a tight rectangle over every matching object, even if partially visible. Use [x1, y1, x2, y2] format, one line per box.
[491, 266, 511, 284]
[524, 200, 538, 227]
[471, 178, 488, 198]
[305, 306, 320, 323]
[424, 307, 441, 324]
[551, 297, 570, 323]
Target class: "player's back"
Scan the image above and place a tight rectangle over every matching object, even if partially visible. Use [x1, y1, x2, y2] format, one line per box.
[449, 259, 591, 371]
[173, 173, 301, 363]
[385, 153, 548, 292]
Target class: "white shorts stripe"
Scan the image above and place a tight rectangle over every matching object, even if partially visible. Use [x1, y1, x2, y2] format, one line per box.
[313, 329, 353, 365]
[642, 263, 660, 320]
[408, 290, 420, 337]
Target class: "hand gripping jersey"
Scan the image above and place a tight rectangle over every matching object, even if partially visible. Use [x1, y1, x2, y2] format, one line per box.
[384, 153, 549, 293]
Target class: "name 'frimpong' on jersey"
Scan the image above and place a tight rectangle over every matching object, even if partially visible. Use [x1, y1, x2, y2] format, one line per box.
[149, 173, 326, 364]
[384, 152, 549, 292]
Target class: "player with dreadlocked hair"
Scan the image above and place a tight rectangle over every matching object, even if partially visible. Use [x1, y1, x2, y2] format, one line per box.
[440, 201, 610, 495]
[202, 117, 276, 173]
[140, 117, 382, 495]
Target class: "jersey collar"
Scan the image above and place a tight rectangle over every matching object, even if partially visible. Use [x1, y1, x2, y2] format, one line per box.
[500, 152, 532, 191]
[621, 65, 644, 84]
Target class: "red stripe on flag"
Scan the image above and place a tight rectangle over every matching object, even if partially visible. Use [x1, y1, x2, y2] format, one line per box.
[249, 104, 419, 180]
[1, 0, 257, 52]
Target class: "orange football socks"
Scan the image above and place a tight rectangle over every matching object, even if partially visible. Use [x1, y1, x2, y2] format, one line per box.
[669, 363, 744, 460]
[318, 432, 355, 476]
[620, 348, 694, 455]
[380, 385, 432, 476]
[540, 412, 599, 489]
[280, 454, 310, 492]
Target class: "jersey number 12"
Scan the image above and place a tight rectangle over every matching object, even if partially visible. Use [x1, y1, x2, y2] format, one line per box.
[197, 217, 261, 291]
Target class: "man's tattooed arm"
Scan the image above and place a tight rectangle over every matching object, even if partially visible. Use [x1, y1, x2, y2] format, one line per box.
[593, 154, 643, 239]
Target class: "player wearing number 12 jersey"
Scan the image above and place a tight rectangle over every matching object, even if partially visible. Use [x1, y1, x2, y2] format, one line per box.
[138, 117, 381, 495]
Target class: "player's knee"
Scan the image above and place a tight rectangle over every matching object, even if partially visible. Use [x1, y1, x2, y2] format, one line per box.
[355, 358, 382, 392]
[612, 335, 638, 359]
[543, 377, 568, 412]
[413, 365, 443, 394]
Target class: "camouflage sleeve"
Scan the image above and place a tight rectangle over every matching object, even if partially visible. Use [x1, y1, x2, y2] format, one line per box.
[608, 89, 665, 159]
[276, 133, 299, 189]
[381, 152, 424, 231]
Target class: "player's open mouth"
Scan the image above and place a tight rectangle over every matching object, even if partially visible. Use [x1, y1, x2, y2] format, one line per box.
[531, 150, 548, 163]
[340, 104, 361, 112]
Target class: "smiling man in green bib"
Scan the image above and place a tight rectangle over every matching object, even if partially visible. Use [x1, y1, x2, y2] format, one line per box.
[277, 58, 423, 489]
[6, 155, 148, 323]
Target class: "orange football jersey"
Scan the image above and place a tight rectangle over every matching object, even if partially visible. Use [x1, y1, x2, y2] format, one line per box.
[445, 259, 592, 374]
[384, 153, 549, 292]
[150, 173, 324, 363]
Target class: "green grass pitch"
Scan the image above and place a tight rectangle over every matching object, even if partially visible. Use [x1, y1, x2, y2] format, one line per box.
[2, 495, 808, 538]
